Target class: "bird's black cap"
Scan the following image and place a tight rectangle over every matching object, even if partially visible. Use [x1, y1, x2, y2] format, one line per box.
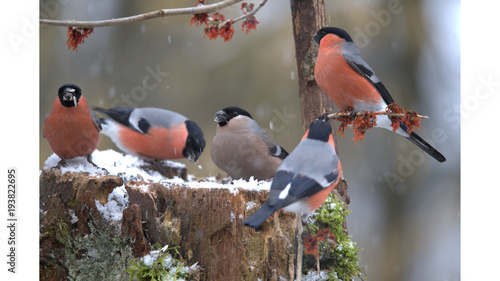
[57, 84, 82, 108]
[314, 27, 353, 44]
[307, 119, 332, 142]
[214, 106, 253, 126]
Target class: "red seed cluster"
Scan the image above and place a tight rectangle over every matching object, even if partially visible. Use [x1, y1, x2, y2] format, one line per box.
[304, 228, 337, 262]
[191, 1, 259, 42]
[65, 27, 94, 51]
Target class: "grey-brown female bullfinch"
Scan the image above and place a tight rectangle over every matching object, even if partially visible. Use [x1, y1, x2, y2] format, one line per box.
[243, 119, 341, 229]
[94, 107, 205, 162]
[314, 27, 446, 162]
[210, 106, 289, 181]
[43, 84, 102, 168]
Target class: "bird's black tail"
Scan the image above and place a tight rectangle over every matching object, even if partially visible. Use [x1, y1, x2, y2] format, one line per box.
[406, 131, 446, 162]
[243, 202, 277, 229]
[399, 120, 446, 162]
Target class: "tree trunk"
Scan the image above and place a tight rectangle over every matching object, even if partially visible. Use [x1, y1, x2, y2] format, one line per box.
[290, 0, 334, 132]
[289, 0, 350, 209]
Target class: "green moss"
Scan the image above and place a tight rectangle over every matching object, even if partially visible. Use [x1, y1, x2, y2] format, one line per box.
[44, 216, 71, 244]
[127, 246, 190, 281]
[55, 217, 71, 243]
[308, 194, 366, 281]
[151, 242, 163, 251]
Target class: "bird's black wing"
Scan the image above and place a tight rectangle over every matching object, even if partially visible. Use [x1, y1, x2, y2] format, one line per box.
[268, 170, 336, 211]
[269, 144, 289, 160]
[344, 56, 395, 105]
[93, 107, 150, 134]
[288, 175, 325, 199]
[90, 109, 102, 132]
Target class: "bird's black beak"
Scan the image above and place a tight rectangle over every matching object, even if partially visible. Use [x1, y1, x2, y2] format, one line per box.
[214, 110, 227, 123]
[184, 146, 203, 162]
[62, 90, 78, 108]
[187, 151, 201, 163]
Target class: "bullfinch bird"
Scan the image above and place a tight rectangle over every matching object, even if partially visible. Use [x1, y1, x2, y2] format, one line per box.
[314, 27, 446, 162]
[243, 119, 341, 229]
[43, 84, 102, 168]
[94, 107, 206, 163]
[210, 106, 289, 181]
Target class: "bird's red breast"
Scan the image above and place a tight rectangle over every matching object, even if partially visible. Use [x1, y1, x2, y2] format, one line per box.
[304, 169, 341, 212]
[43, 96, 100, 159]
[117, 123, 188, 160]
[315, 34, 383, 110]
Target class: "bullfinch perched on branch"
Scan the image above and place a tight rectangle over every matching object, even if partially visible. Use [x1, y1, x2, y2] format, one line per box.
[210, 106, 289, 181]
[243, 118, 341, 229]
[94, 107, 206, 163]
[43, 84, 102, 168]
[314, 27, 446, 162]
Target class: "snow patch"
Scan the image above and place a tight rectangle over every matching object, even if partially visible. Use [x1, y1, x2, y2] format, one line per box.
[95, 185, 129, 222]
[246, 201, 257, 212]
[141, 247, 192, 280]
[180, 176, 271, 192]
[42, 149, 273, 192]
[134, 183, 150, 192]
[43, 149, 186, 182]
[43, 153, 108, 177]
[302, 270, 330, 281]
[69, 209, 78, 224]
[142, 253, 155, 267]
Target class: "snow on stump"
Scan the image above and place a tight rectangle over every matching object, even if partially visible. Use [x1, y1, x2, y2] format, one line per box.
[39, 150, 298, 280]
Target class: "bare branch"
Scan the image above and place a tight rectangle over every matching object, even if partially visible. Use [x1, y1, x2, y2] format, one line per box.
[39, 0, 243, 28]
[231, 0, 268, 24]
[326, 111, 429, 120]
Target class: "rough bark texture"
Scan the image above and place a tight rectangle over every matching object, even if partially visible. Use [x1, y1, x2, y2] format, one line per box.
[290, 0, 334, 132]
[39, 169, 298, 280]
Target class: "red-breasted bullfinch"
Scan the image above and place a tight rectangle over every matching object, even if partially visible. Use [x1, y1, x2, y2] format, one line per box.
[210, 106, 289, 181]
[43, 84, 102, 167]
[314, 27, 446, 162]
[94, 107, 206, 163]
[243, 119, 341, 228]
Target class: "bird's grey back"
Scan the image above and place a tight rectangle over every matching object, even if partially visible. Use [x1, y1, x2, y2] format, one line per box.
[279, 138, 338, 186]
[130, 107, 188, 129]
[342, 41, 381, 84]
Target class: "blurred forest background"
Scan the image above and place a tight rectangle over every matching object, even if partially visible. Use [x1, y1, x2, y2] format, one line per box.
[40, 0, 459, 280]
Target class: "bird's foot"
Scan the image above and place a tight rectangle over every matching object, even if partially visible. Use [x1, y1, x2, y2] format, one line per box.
[349, 109, 359, 119]
[51, 159, 67, 171]
[318, 112, 330, 121]
[86, 155, 108, 173]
